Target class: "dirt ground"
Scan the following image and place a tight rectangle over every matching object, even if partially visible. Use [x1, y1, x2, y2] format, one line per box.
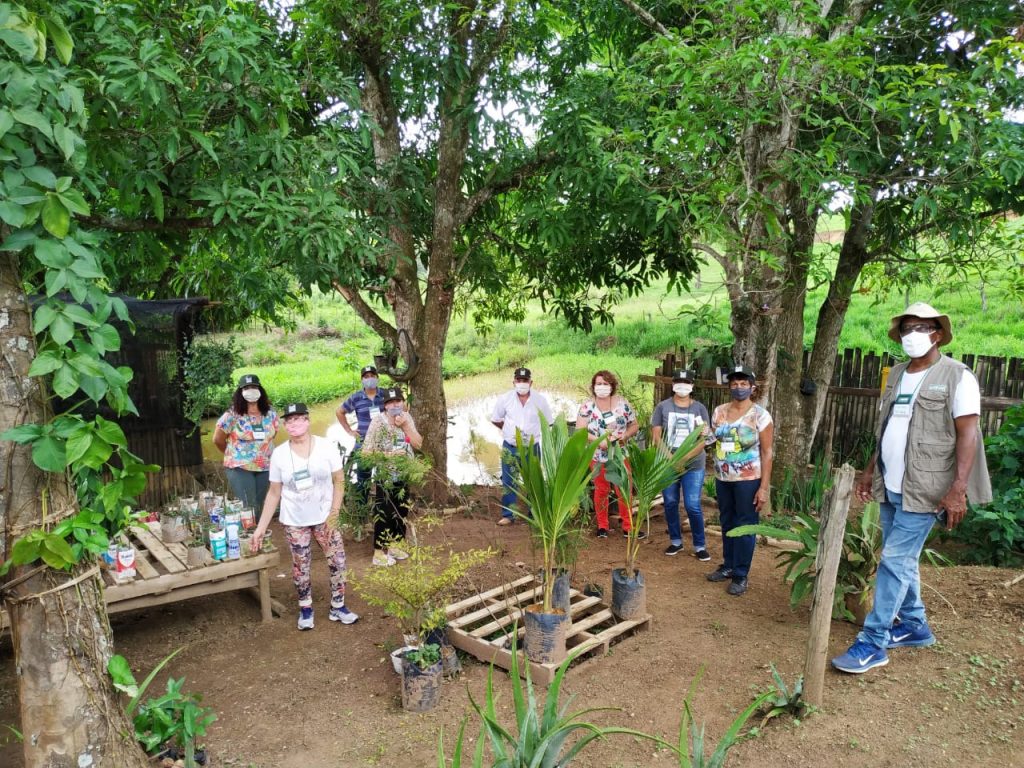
[2, 490, 1023, 768]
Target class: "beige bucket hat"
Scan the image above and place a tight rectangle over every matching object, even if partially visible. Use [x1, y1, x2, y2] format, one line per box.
[887, 302, 953, 347]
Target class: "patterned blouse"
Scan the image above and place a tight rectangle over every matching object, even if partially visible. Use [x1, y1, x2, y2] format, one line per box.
[216, 409, 279, 471]
[577, 397, 637, 463]
[710, 403, 773, 482]
[362, 413, 416, 458]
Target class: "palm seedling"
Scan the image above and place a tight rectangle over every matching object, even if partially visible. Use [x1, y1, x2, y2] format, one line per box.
[514, 419, 599, 612]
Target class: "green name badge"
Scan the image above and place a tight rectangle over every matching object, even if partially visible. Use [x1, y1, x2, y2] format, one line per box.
[893, 393, 913, 418]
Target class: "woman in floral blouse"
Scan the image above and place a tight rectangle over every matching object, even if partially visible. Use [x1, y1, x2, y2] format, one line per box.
[213, 373, 279, 512]
[362, 387, 423, 567]
[576, 370, 640, 538]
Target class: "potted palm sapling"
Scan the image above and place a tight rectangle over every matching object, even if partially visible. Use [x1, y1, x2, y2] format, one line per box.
[605, 428, 702, 620]
[514, 420, 600, 663]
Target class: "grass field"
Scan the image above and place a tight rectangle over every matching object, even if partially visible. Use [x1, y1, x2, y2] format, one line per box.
[204, 259, 1024, 409]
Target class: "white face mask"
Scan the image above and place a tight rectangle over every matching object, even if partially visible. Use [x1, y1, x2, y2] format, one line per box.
[901, 331, 935, 359]
[673, 383, 693, 397]
[514, 383, 531, 396]
[241, 388, 261, 403]
[593, 384, 612, 398]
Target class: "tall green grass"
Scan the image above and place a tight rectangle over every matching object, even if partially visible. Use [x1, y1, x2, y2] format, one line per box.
[204, 261, 1023, 409]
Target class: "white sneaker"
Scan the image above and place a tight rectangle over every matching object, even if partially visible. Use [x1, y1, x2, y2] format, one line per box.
[297, 606, 314, 630]
[329, 605, 359, 624]
[388, 547, 409, 561]
[372, 552, 396, 567]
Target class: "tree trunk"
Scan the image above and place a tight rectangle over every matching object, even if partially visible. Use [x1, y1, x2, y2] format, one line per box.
[0, 250, 149, 768]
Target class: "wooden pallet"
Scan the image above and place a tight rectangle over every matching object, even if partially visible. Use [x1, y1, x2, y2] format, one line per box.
[2, 522, 282, 633]
[445, 575, 651, 685]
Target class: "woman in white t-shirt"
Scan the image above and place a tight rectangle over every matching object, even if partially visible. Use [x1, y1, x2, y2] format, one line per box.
[251, 402, 358, 631]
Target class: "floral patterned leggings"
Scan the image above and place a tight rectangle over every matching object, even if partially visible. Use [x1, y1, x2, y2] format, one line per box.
[283, 522, 347, 608]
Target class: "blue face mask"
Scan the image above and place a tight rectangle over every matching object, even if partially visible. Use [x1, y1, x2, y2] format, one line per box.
[731, 387, 752, 401]
[386, 405, 403, 417]
[362, 377, 378, 390]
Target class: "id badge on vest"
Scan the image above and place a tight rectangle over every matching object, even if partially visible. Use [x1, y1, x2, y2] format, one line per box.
[892, 393, 913, 418]
[293, 468, 313, 491]
[368, 407, 381, 420]
[252, 428, 266, 441]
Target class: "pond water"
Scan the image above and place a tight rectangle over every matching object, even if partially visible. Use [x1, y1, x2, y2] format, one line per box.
[201, 392, 579, 485]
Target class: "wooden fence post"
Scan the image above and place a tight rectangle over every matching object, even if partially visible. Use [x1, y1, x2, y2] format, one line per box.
[803, 463, 855, 708]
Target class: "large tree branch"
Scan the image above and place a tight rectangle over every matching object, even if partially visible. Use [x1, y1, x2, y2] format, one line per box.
[332, 282, 397, 345]
[80, 215, 214, 233]
[867, 206, 1012, 260]
[617, 0, 672, 38]
[693, 241, 744, 307]
[457, 151, 556, 229]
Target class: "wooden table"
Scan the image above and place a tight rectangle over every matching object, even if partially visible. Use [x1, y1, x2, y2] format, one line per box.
[103, 521, 282, 621]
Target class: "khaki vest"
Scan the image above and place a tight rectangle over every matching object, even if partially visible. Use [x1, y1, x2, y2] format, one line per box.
[871, 355, 992, 512]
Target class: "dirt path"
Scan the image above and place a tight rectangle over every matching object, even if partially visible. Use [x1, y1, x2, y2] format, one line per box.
[2, 499, 1022, 768]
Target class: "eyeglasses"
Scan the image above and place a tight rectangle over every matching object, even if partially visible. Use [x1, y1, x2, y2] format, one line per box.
[900, 323, 939, 336]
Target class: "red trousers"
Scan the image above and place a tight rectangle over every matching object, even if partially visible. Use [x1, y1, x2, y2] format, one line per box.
[593, 461, 632, 531]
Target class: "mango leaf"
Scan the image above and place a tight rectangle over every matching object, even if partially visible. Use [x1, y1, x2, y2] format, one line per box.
[27, 350, 62, 376]
[31, 435, 66, 472]
[95, 416, 127, 448]
[43, 535, 76, 565]
[52, 124, 77, 160]
[0, 201, 26, 227]
[51, 363, 78, 398]
[41, 194, 70, 237]
[1, 423, 43, 443]
[57, 188, 90, 216]
[62, 303, 99, 328]
[34, 238, 71, 268]
[32, 302, 58, 333]
[49, 313, 74, 345]
[65, 429, 95, 464]
[43, 17, 73, 64]
[89, 323, 121, 353]
[23, 165, 57, 189]
[108, 654, 138, 695]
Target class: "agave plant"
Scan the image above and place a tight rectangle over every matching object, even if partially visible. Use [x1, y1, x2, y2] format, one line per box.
[514, 420, 600, 612]
[606, 429, 703, 580]
[439, 633, 657, 768]
[676, 668, 773, 768]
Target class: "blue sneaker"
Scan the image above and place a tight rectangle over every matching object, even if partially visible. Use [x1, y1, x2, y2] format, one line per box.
[831, 640, 889, 674]
[329, 605, 359, 625]
[888, 622, 935, 648]
[297, 606, 314, 631]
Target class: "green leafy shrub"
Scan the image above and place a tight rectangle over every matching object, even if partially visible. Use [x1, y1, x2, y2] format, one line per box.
[404, 643, 441, 670]
[108, 650, 215, 768]
[182, 336, 241, 425]
[949, 405, 1024, 566]
[728, 503, 882, 621]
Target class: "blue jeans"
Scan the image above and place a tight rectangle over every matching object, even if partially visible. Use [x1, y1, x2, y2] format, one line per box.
[716, 478, 760, 579]
[500, 441, 538, 519]
[663, 468, 706, 549]
[858, 490, 938, 647]
[224, 467, 270, 512]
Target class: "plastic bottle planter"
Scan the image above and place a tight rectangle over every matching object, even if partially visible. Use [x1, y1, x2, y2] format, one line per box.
[401, 654, 442, 712]
[523, 604, 568, 665]
[186, 545, 209, 568]
[160, 514, 189, 544]
[610, 568, 646, 621]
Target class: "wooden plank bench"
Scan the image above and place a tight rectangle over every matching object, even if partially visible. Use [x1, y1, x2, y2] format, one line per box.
[445, 575, 651, 685]
[1, 521, 282, 632]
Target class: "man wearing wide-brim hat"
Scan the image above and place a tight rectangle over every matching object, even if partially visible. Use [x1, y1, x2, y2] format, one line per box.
[832, 302, 991, 675]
